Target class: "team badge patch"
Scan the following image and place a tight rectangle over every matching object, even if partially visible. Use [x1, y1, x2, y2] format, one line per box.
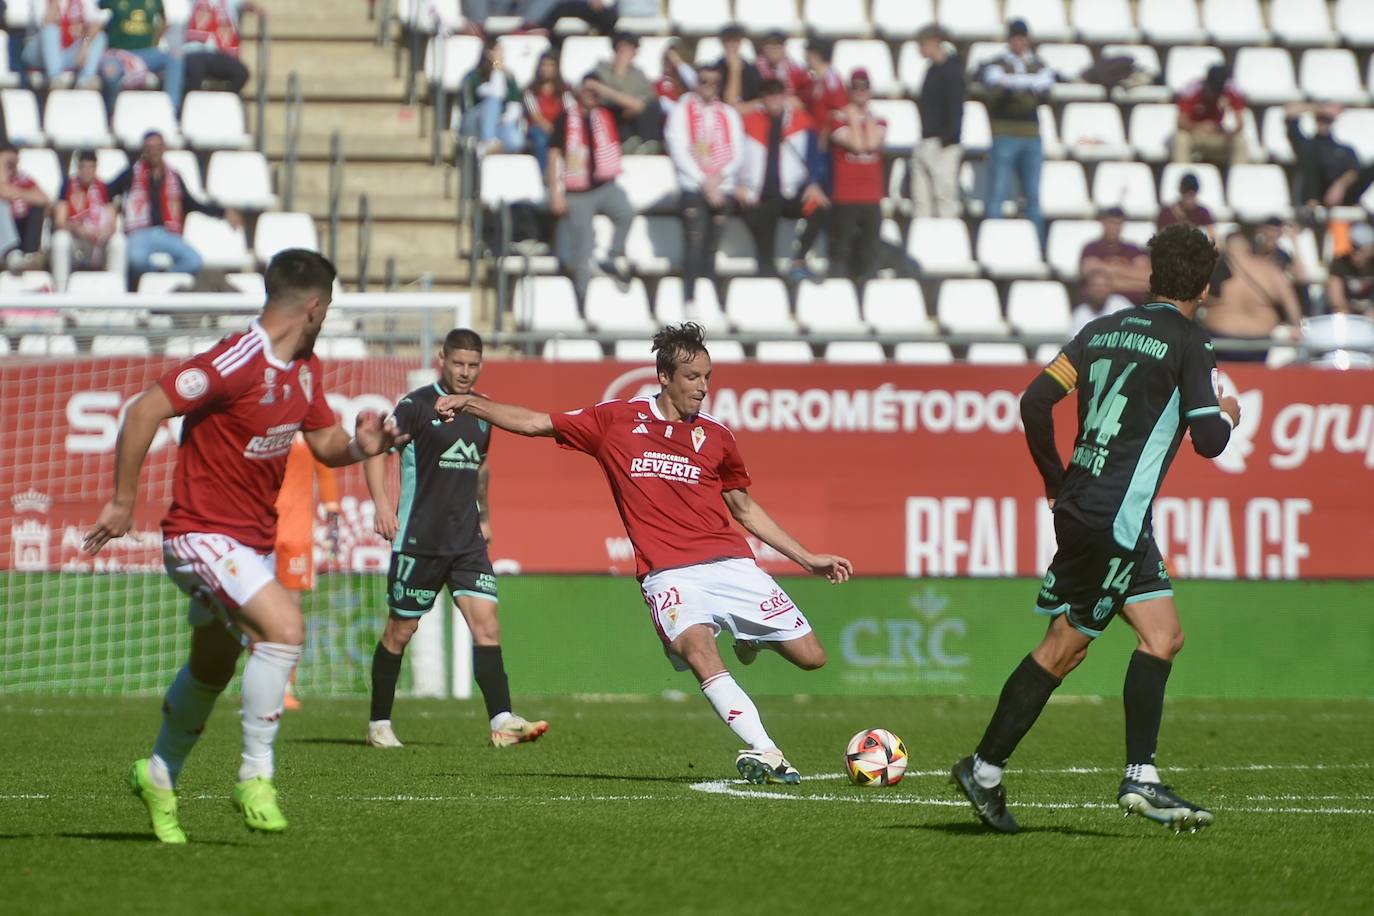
[175, 368, 209, 400]
[691, 427, 707, 452]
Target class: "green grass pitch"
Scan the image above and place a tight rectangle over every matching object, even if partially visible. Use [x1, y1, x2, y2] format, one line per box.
[4, 693, 1371, 914]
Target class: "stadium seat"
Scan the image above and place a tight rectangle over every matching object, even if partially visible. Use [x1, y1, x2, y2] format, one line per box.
[694, 37, 755, 65]
[19, 334, 78, 355]
[707, 339, 746, 362]
[138, 273, 195, 295]
[623, 215, 683, 275]
[162, 336, 220, 356]
[163, 149, 206, 200]
[1128, 103, 1179, 161]
[480, 155, 546, 209]
[314, 337, 369, 360]
[91, 335, 152, 356]
[964, 41, 1004, 77]
[1164, 45, 1224, 94]
[907, 218, 978, 278]
[1226, 164, 1293, 221]
[17, 147, 61, 200]
[398, 0, 465, 33]
[654, 276, 729, 331]
[1335, 0, 1374, 46]
[804, 0, 870, 37]
[977, 219, 1049, 279]
[833, 41, 897, 96]
[612, 339, 653, 362]
[1299, 49, 1370, 105]
[496, 34, 551, 87]
[937, 279, 1009, 334]
[1007, 280, 1072, 335]
[1003, 0, 1073, 42]
[824, 341, 886, 363]
[1071, 0, 1137, 43]
[725, 277, 796, 334]
[870, 99, 919, 151]
[1039, 160, 1094, 219]
[966, 342, 1029, 364]
[1, 89, 43, 145]
[182, 212, 251, 270]
[960, 100, 992, 154]
[796, 279, 866, 334]
[254, 212, 320, 264]
[894, 341, 955, 363]
[1138, 0, 1202, 46]
[1092, 161, 1159, 219]
[1269, 0, 1337, 47]
[631, 36, 679, 78]
[734, 0, 798, 34]
[1261, 106, 1301, 164]
[1232, 47, 1301, 106]
[205, 151, 277, 210]
[937, 0, 1000, 41]
[1333, 109, 1374, 163]
[540, 338, 603, 360]
[559, 35, 611, 83]
[1046, 219, 1103, 281]
[755, 340, 815, 363]
[1201, 0, 1268, 45]
[1101, 44, 1167, 101]
[84, 148, 131, 183]
[180, 92, 252, 150]
[42, 90, 112, 148]
[862, 278, 935, 333]
[618, 156, 679, 212]
[0, 270, 56, 295]
[584, 278, 655, 333]
[1038, 105, 1065, 159]
[0, 335, 10, 356]
[714, 219, 759, 275]
[1038, 44, 1100, 100]
[65, 272, 128, 298]
[112, 91, 182, 149]
[1032, 342, 1062, 363]
[425, 34, 483, 93]
[873, 0, 934, 39]
[514, 276, 583, 331]
[897, 41, 930, 95]
[1060, 102, 1132, 161]
[1160, 163, 1230, 218]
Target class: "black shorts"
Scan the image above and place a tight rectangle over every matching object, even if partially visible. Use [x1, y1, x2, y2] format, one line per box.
[1034, 512, 1173, 638]
[387, 548, 498, 618]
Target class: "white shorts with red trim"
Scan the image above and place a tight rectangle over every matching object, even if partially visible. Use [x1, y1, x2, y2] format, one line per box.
[164, 532, 276, 632]
[641, 557, 812, 671]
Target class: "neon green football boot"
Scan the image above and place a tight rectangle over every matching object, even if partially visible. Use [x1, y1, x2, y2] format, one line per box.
[232, 776, 288, 833]
[129, 758, 188, 844]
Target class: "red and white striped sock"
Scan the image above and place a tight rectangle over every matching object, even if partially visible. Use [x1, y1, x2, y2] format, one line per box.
[700, 671, 774, 752]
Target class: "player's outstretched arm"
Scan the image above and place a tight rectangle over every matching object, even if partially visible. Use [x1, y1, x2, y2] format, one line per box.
[83, 385, 178, 555]
[435, 394, 555, 437]
[304, 411, 411, 468]
[721, 488, 853, 584]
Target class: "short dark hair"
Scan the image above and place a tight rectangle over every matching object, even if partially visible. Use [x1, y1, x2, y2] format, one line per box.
[264, 249, 337, 301]
[915, 24, 945, 42]
[77, 149, 98, 163]
[652, 322, 708, 379]
[443, 328, 483, 354]
[806, 38, 834, 62]
[1148, 224, 1218, 302]
[143, 129, 164, 144]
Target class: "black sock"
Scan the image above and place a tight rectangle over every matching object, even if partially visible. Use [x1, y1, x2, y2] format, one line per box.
[370, 643, 403, 722]
[1123, 649, 1173, 767]
[473, 645, 512, 722]
[975, 654, 1064, 767]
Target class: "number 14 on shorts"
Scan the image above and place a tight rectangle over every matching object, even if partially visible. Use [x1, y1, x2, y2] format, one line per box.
[1103, 557, 1135, 594]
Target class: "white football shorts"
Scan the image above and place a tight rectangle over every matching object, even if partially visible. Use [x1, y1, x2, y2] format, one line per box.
[164, 532, 275, 636]
[641, 557, 812, 671]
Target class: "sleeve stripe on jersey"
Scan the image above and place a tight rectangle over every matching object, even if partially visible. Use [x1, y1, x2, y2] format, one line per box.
[1185, 405, 1221, 418]
[1044, 355, 1077, 391]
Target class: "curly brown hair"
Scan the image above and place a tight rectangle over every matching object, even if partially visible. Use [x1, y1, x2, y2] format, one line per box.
[1147, 224, 1219, 302]
[652, 322, 708, 379]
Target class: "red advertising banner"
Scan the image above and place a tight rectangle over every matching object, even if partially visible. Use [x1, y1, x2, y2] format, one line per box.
[2, 358, 1371, 579]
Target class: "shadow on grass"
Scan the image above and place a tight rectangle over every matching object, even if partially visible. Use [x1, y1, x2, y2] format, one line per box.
[286, 737, 446, 748]
[502, 772, 706, 785]
[0, 831, 246, 847]
[889, 821, 1127, 839]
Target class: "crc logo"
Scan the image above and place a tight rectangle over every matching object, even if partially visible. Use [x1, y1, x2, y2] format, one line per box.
[840, 587, 969, 685]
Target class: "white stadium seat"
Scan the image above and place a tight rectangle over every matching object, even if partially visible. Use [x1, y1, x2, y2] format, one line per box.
[541, 338, 603, 360]
[180, 92, 252, 149]
[43, 90, 112, 148]
[1003, 0, 1073, 42]
[824, 341, 886, 363]
[584, 278, 656, 333]
[622, 215, 682, 275]
[1128, 103, 1179, 161]
[964, 41, 1004, 78]
[496, 35, 551, 88]
[87, 148, 131, 183]
[937, 279, 1009, 334]
[655, 276, 729, 331]
[480, 155, 546, 208]
[977, 219, 1049, 279]
[163, 150, 207, 200]
[863, 279, 935, 333]
[425, 34, 483, 92]
[315, 337, 369, 360]
[1007, 280, 1072, 335]
[1102, 44, 1166, 101]
[734, 0, 798, 34]
[1039, 160, 1094, 219]
[706, 339, 746, 362]
[908, 218, 978, 278]
[725, 277, 796, 334]
[560, 35, 611, 84]
[206, 151, 278, 210]
[894, 342, 955, 363]
[1072, 0, 1137, 43]
[937, 0, 1001, 41]
[1038, 105, 1065, 159]
[183, 212, 251, 270]
[112, 91, 183, 149]
[91, 335, 152, 356]
[960, 100, 992, 154]
[897, 41, 930, 95]
[1201, 0, 1268, 45]
[1226, 164, 1293, 221]
[0, 336, 10, 356]
[1159, 162, 1230, 218]
[254, 212, 320, 263]
[1038, 43, 1096, 90]
[513, 276, 584, 331]
[1333, 109, 1374, 163]
[804, 0, 871, 37]
[617, 156, 679, 212]
[0, 270, 56, 296]
[1262, 105, 1302, 163]
[1138, 0, 1202, 46]
[1335, 0, 1374, 46]
[1270, 0, 1337, 47]
[966, 342, 1028, 364]
[17, 148, 61, 200]
[1060, 102, 1132, 161]
[398, 0, 465, 33]
[1164, 45, 1224, 94]
[65, 272, 127, 297]
[1046, 219, 1104, 281]
[870, 99, 919, 151]
[796, 279, 866, 334]
[2, 89, 44, 145]
[714, 219, 759, 276]
[1233, 47, 1302, 106]
[874, 0, 935, 39]
[138, 273, 196, 295]
[694, 37, 755, 66]
[612, 339, 653, 361]
[755, 340, 815, 363]
[833, 41, 898, 96]
[226, 272, 266, 298]
[1092, 161, 1159, 219]
[163, 336, 218, 356]
[1299, 49, 1370, 105]
[19, 334, 78, 355]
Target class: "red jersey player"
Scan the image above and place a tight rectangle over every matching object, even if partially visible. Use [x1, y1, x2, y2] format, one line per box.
[435, 323, 851, 785]
[83, 250, 408, 843]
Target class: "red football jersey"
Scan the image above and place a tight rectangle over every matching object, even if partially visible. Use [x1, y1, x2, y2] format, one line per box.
[158, 321, 336, 552]
[550, 395, 754, 578]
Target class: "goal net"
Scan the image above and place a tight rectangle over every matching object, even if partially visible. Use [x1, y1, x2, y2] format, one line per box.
[0, 292, 470, 697]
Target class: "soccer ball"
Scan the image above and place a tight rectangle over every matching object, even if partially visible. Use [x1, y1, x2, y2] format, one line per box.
[844, 728, 908, 787]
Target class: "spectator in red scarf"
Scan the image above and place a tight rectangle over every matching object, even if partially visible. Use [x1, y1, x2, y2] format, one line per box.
[653, 40, 696, 119]
[827, 69, 885, 282]
[106, 131, 241, 279]
[20, 0, 108, 89]
[666, 64, 744, 308]
[0, 142, 50, 270]
[525, 51, 568, 173]
[179, 0, 262, 100]
[548, 77, 634, 299]
[52, 149, 121, 289]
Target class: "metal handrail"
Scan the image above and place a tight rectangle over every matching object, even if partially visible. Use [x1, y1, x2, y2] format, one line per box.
[385, 256, 398, 292]
[282, 71, 304, 210]
[357, 194, 372, 292]
[253, 10, 270, 153]
[327, 131, 344, 264]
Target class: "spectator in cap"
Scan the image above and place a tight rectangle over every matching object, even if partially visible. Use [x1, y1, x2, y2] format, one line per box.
[1079, 206, 1149, 304]
[1327, 222, 1374, 314]
[1069, 269, 1133, 337]
[756, 30, 808, 98]
[1285, 102, 1374, 209]
[52, 149, 122, 290]
[1173, 64, 1248, 167]
[1158, 172, 1216, 234]
[588, 31, 664, 152]
[826, 69, 887, 282]
[714, 23, 763, 111]
[980, 18, 1054, 246]
[912, 24, 964, 219]
[1204, 230, 1303, 360]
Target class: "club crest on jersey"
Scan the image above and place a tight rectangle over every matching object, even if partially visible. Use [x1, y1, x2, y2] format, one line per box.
[260, 367, 278, 404]
[691, 427, 707, 452]
[298, 365, 313, 402]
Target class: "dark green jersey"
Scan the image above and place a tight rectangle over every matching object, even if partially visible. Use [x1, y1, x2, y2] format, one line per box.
[390, 383, 491, 556]
[1043, 302, 1222, 549]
